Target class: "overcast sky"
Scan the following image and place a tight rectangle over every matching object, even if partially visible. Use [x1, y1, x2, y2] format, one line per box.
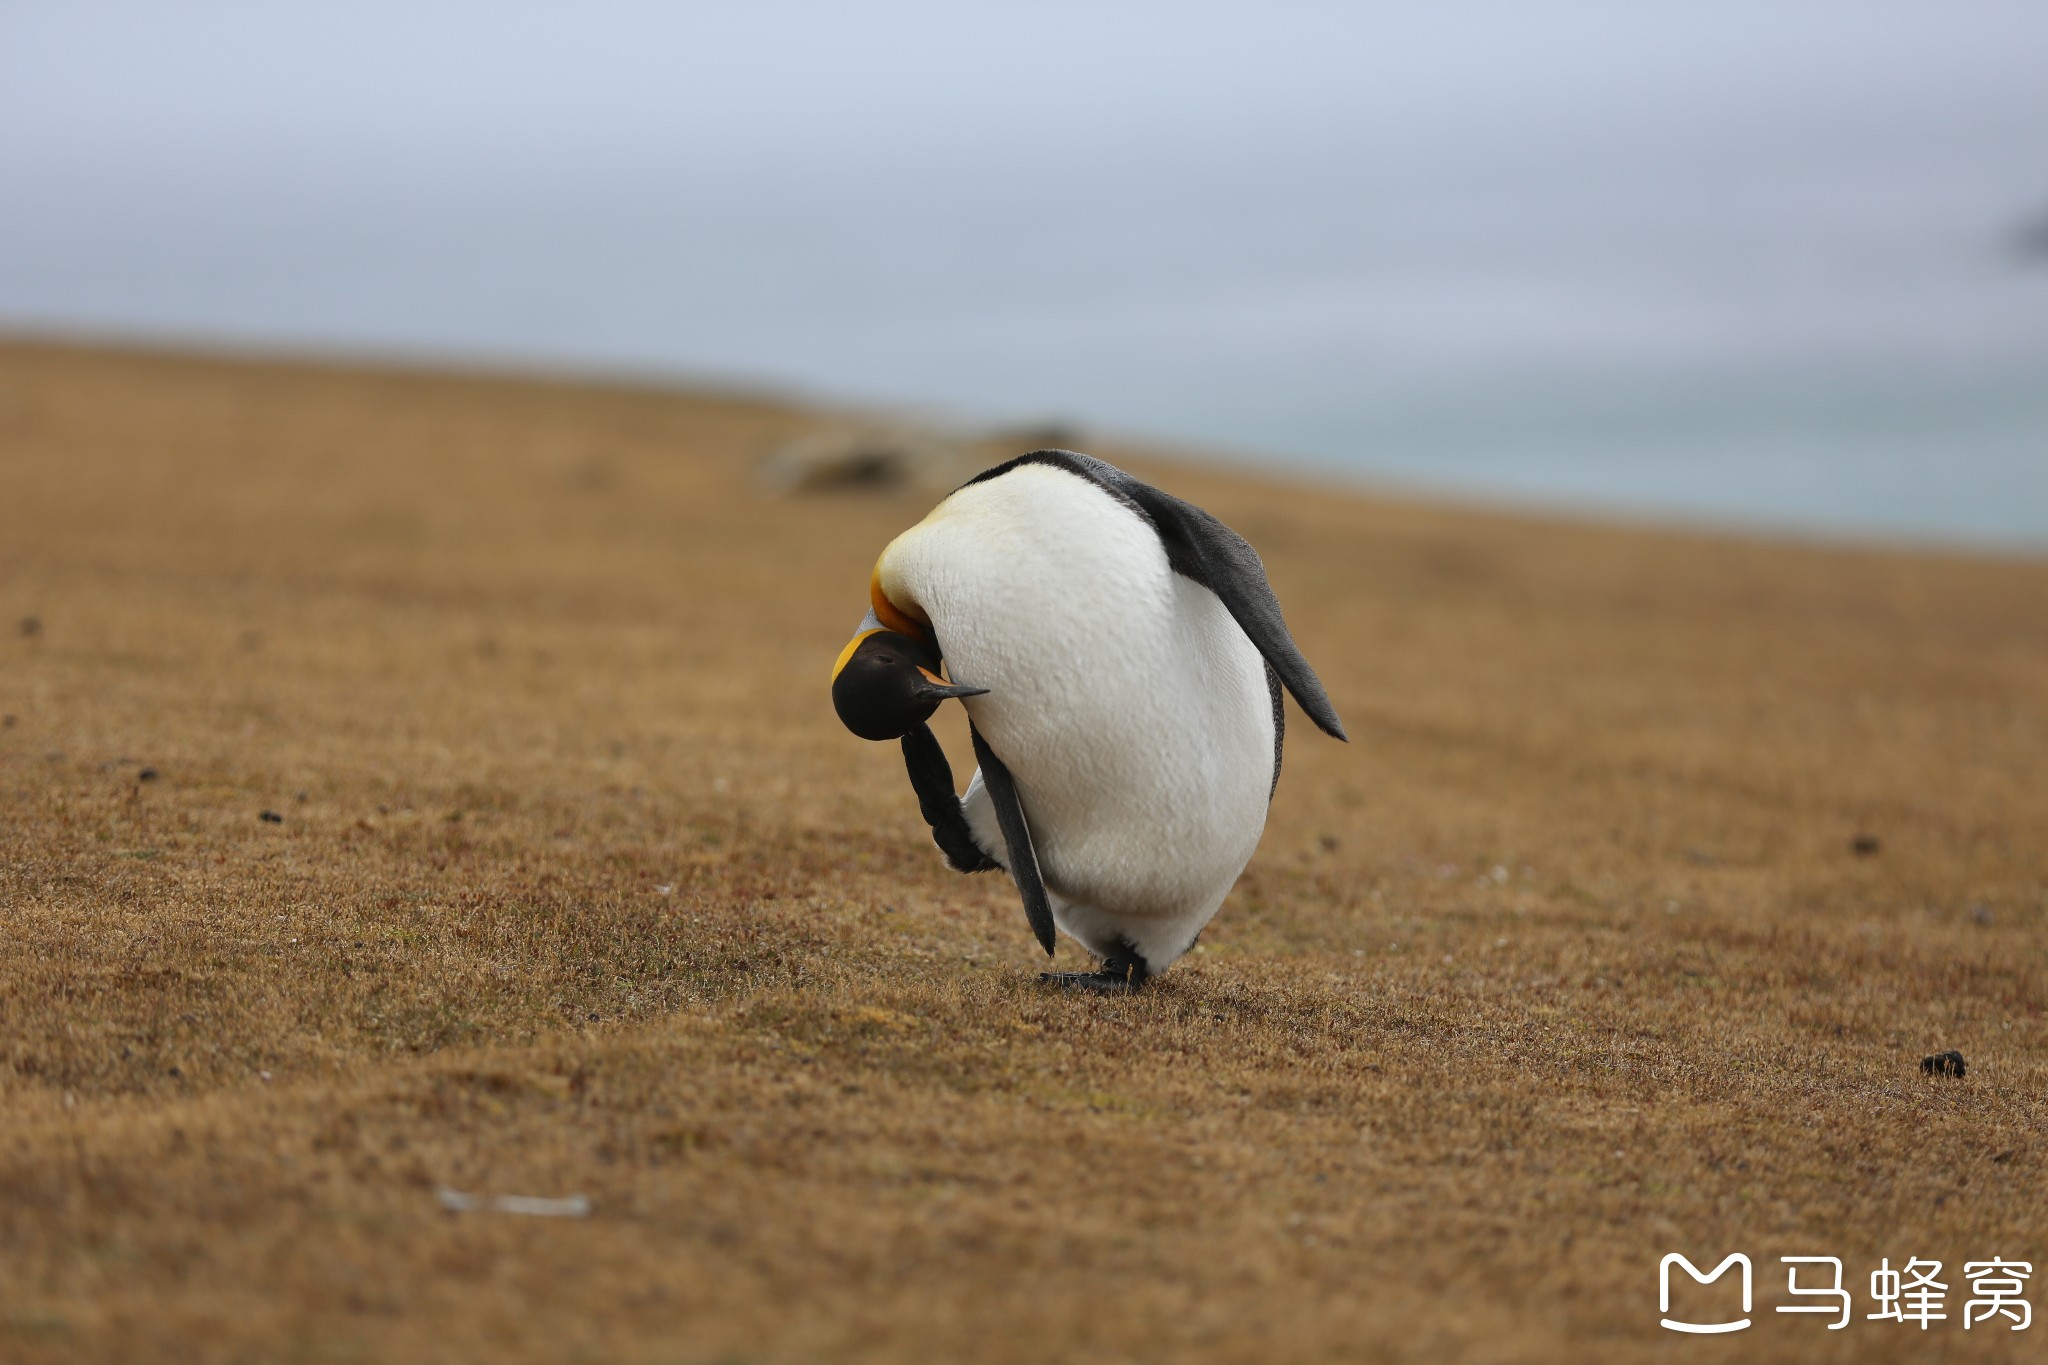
[4, 3, 2045, 539]
[6, 2, 2044, 376]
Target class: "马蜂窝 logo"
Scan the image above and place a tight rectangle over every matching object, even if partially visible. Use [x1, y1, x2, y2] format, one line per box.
[1660, 1253, 2030, 1334]
[1660, 1253, 1752, 1334]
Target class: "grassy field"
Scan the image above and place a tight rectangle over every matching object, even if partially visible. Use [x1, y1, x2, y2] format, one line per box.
[1, 339, 2043, 1363]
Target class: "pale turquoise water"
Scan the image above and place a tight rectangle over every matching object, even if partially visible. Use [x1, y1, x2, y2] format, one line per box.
[3, 3, 2045, 547]
[1170, 366, 2048, 546]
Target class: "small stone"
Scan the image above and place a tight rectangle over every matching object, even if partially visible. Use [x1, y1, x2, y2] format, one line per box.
[1, 714, 15, 728]
[1920, 1050, 1966, 1078]
[18, 615, 41, 638]
[138, 767, 159, 782]
[1971, 905, 1994, 926]
[259, 810, 284, 824]
[1850, 834, 1881, 856]
[436, 1188, 591, 1218]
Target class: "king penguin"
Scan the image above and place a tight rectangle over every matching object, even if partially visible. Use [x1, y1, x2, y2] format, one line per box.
[830, 450, 1346, 991]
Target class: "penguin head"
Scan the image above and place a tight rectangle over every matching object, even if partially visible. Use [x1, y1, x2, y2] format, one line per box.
[831, 629, 987, 741]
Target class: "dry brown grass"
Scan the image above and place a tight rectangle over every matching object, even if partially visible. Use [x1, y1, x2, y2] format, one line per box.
[1, 338, 2043, 1363]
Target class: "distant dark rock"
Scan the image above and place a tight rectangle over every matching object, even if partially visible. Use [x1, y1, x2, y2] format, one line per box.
[259, 810, 284, 824]
[138, 767, 159, 781]
[758, 425, 974, 495]
[996, 422, 1086, 451]
[2014, 208, 2048, 262]
[1921, 1050, 1966, 1078]
[758, 418, 1079, 496]
[1850, 834, 1881, 856]
[19, 615, 41, 638]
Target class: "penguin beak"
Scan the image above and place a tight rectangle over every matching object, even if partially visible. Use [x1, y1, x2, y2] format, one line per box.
[914, 667, 988, 702]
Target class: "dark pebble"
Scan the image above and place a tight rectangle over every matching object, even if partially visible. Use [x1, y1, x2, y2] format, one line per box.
[18, 615, 41, 638]
[138, 767, 159, 781]
[1850, 835, 1881, 856]
[1921, 1050, 1966, 1078]
[1, 714, 14, 728]
[259, 810, 284, 824]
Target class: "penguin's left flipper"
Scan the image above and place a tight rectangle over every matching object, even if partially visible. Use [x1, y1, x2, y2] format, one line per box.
[966, 451, 1348, 741]
[900, 723, 1000, 873]
[969, 724, 1058, 958]
[1108, 474, 1347, 742]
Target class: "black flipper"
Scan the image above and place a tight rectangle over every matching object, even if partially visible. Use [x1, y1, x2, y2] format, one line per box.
[969, 723, 1057, 958]
[964, 450, 1347, 740]
[900, 723, 1000, 873]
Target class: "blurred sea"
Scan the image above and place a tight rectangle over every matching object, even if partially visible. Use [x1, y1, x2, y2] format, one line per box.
[2, 3, 2045, 548]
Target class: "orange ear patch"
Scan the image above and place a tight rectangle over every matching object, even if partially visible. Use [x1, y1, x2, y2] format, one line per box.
[831, 628, 883, 683]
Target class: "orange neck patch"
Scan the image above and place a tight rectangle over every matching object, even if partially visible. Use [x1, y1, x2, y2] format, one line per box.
[869, 565, 930, 641]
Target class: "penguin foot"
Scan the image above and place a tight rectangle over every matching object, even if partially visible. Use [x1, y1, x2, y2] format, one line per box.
[1039, 969, 1141, 993]
[1039, 939, 1150, 992]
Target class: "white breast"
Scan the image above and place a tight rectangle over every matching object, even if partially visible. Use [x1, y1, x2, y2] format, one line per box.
[878, 464, 1276, 945]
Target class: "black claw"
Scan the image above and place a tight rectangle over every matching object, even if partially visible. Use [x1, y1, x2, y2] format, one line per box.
[1040, 937, 1150, 992]
[1039, 970, 1140, 994]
